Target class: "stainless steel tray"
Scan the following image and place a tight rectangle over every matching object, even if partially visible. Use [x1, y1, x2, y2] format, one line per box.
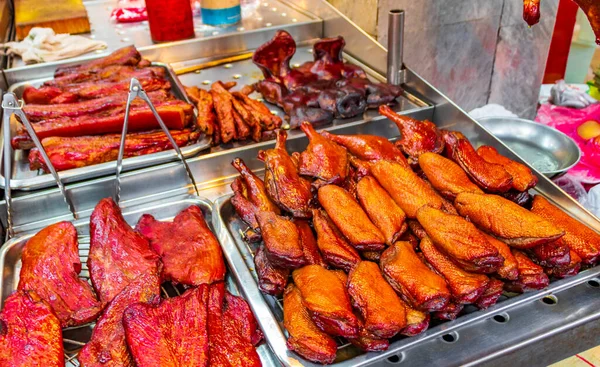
[0, 62, 211, 191]
[214, 194, 600, 367]
[0, 195, 278, 367]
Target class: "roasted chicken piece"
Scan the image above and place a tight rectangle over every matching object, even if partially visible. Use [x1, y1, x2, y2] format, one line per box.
[348, 261, 407, 338]
[416, 206, 503, 273]
[312, 209, 361, 272]
[292, 265, 359, 338]
[400, 305, 430, 336]
[528, 240, 571, 268]
[475, 278, 504, 309]
[284, 284, 338, 364]
[356, 176, 407, 245]
[298, 121, 349, 185]
[380, 241, 451, 311]
[443, 131, 513, 193]
[230, 157, 281, 232]
[254, 245, 289, 296]
[420, 237, 490, 304]
[433, 302, 464, 321]
[88, 198, 161, 304]
[481, 233, 519, 281]
[379, 105, 444, 163]
[455, 193, 565, 248]
[256, 211, 306, 269]
[476, 146, 538, 192]
[135, 205, 226, 286]
[320, 131, 409, 166]
[294, 219, 327, 267]
[0, 290, 64, 367]
[545, 250, 582, 279]
[258, 130, 313, 218]
[371, 160, 443, 218]
[123, 285, 209, 367]
[318, 185, 386, 251]
[18, 221, 102, 327]
[418, 152, 483, 200]
[530, 195, 600, 264]
[347, 324, 390, 352]
[504, 250, 550, 293]
[78, 270, 161, 367]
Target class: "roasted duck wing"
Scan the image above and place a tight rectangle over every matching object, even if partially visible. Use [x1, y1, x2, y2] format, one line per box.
[320, 131, 409, 166]
[380, 241, 451, 312]
[476, 146, 537, 192]
[416, 206, 503, 273]
[259, 130, 313, 218]
[379, 105, 444, 163]
[420, 237, 489, 304]
[356, 176, 407, 245]
[455, 193, 565, 248]
[371, 160, 443, 218]
[318, 185, 386, 251]
[0, 290, 64, 367]
[254, 245, 290, 296]
[294, 219, 327, 267]
[531, 195, 600, 264]
[284, 284, 338, 364]
[475, 278, 504, 309]
[505, 250, 550, 293]
[312, 209, 361, 272]
[88, 198, 161, 303]
[443, 131, 513, 193]
[136, 205, 226, 285]
[292, 265, 360, 338]
[298, 122, 349, 185]
[18, 221, 102, 327]
[481, 233, 519, 281]
[418, 152, 483, 200]
[78, 270, 161, 367]
[348, 261, 407, 338]
[400, 305, 430, 336]
[256, 211, 306, 269]
[123, 285, 209, 367]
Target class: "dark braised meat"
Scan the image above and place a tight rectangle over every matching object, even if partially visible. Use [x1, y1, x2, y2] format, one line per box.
[320, 131, 409, 166]
[256, 211, 306, 269]
[504, 250, 550, 293]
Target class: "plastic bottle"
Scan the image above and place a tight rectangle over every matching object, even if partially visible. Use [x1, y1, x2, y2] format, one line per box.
[201, 0, 241, 26]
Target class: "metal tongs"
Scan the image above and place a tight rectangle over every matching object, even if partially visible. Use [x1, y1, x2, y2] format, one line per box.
[114, 78, 199, 204]
[2, 92, 77, 238]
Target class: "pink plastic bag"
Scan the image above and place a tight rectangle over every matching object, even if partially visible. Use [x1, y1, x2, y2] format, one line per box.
[535, 103, 600, 183]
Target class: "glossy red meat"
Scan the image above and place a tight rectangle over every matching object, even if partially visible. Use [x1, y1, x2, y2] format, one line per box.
[256, 211, 306, 269]
[223, 292, 264, 346]
[294, 219, 327, 267]
[0, 290, 64, 367]
[17, 221, 102, 327]
[475, 278, 504, 309]
[123, 285, 210, 367]
[298, 122, 349, 185]
[54, 45, 141, 77]
[136, 205, 225, 286]
[254, 245, 289, 296]
[320, 131, 409, 166]
[78, 270, 161, 367]
[88, 198, 161, 304]
[504, 250, 550, 293]
[312, 209, 361, 272]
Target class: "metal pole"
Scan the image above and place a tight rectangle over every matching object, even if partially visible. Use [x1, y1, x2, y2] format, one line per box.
[387, 9, 405, 85]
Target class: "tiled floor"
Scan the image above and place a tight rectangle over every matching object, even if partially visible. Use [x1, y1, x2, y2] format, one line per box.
[550, 346, 600, 367]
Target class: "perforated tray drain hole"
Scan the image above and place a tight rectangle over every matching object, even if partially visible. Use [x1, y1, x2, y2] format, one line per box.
[492, 313, 510, 324]
[441, 331, 459, 344]
[541, 295, 558, 305]
[386, 352, 405, 364]
[587, 279, 600, 288]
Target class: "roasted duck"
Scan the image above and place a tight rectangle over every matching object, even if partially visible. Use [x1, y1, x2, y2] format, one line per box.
[0, 290, 64, 367]
[259, 130, 313, 218]
[318, 184, 386, 251]
[123, 285, 210, 367]
[400, 305, 430, 337]
[347, 261, 407, 338]
[136, 205, 226, 285]
[454, 193, 565, 248]
[347, 324, 390, 352]
[418, 152, 483, 199]
[256, 211, 306, 269]
[420, 237, 490, 304]
[88, 198, 161, 303]
[443, 131, 513, 193]
[320, 131, 409, 166]
[505, 250, 550, 293]
[380, 241, 451, 312]
[416, 206, 503, 273]
[298, 122, 349, 185]
[78, 270, 161, 367]
[379, 105, 444, 163]
[481, 233, 519, 281]
[18, 221, 102, 327]
[545, 250, 582, 279]
[292, 265, 359, 338]
[476, 146, 538, 192]
[531, 195, 600, 264]
[284, 284, 338, 364]
[294, 219, 327, 267]
[371, 160, 443, 218]
[29, 129, 199, 172]
[433, 302, 464, 321]
[528, 240, 571, 268]
[254, 245, 290, 296]
[186, 87, 217, 139]
[356, 176, 407, 245]
[475, 278, 504, 309]
[54, 45, 141, 77]
[312, 209, 361, 272]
